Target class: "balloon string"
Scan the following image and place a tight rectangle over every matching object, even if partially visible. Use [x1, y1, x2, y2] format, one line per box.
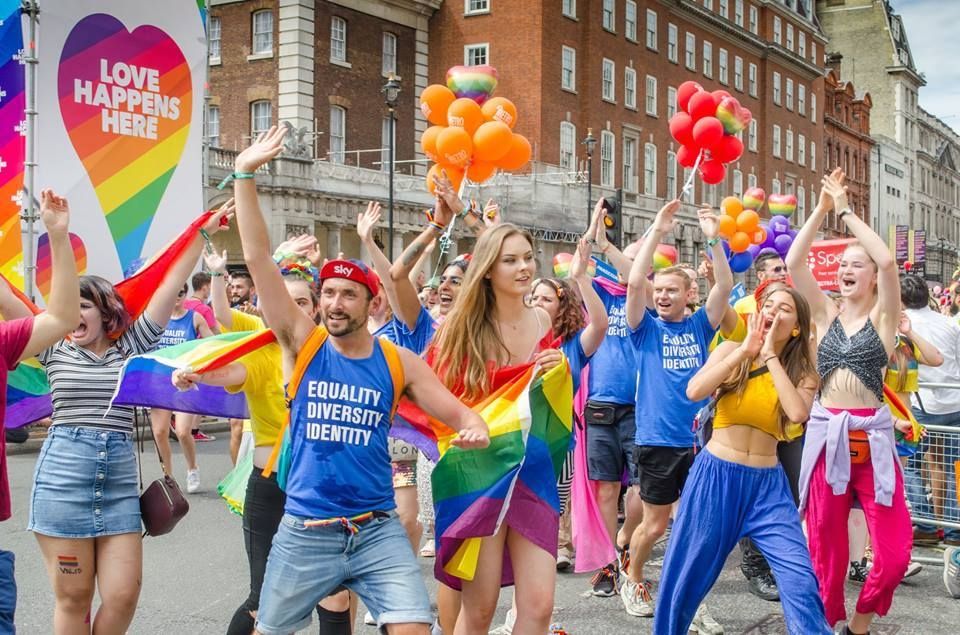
[680, 149, 704, 201]
[433, 176, 469, 270]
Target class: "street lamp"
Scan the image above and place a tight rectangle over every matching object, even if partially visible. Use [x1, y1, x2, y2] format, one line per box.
[382, 73, 401, 259]
[582, 128, 597, 227]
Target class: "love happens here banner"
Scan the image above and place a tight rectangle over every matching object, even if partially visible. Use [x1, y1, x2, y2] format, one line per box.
[37, 1, 207, 283]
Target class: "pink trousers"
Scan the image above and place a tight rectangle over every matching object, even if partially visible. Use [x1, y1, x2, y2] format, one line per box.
[804, 454, 913, 625]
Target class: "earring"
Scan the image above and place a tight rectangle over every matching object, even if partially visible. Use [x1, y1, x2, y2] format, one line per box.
[791, 328, 800, 337]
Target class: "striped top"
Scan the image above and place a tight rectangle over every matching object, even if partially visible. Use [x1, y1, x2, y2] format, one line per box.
[39, 314, 165, 432]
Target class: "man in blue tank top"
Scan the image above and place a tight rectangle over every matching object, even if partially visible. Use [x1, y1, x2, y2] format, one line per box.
[230, 126, 490, 635]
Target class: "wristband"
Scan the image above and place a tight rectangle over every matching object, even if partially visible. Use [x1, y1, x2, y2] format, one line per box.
[428, 221, 447, 233]
[761, 354, 777, 365]
[707, 237, 721, 247]
[210, 271, 224, 278]
[838, 207, 852, 220]
[217, 171, 256, 190]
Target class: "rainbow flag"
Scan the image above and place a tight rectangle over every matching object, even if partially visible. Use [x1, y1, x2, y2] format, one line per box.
[433, 360, 572, 588]
[112, 330, 277, 418]
[884, 384, 923, 456]
[4, 358, 51, 429]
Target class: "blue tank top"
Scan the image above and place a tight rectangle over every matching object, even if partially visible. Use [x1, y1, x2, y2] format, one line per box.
[158, 311, 198, 348]
[284, 338, 398, 519]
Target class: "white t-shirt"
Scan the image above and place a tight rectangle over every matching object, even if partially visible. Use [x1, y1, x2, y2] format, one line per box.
[905, 306, 960, 415]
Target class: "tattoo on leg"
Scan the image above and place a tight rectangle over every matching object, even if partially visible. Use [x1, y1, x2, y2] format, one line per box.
[57, 554, 82, 575]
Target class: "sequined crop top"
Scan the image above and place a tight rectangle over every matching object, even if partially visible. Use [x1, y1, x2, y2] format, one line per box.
[817, 317, 888, 402]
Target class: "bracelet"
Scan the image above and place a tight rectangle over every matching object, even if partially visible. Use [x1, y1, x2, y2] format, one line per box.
[217, 171, 256, 190]
[707, 237, 721, 247]
[761, 354, 777, 365]
[838, 207, 852, 220]
[428, 221, 447, 233]
[210, 271, 224, 278]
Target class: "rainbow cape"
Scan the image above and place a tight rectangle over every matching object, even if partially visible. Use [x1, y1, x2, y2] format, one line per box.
[433, 360, 573, 588]
[111, 329, 277, 418]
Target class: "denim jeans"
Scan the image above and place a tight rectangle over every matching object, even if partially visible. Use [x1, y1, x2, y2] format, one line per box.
[0, 550, 14, 634]
[907, 409, 960, 541]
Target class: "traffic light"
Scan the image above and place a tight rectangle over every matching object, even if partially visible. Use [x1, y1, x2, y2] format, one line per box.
[603, 188, 623, 249]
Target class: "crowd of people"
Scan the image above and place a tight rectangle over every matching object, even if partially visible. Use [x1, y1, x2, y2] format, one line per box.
[0, 127, 959, 635]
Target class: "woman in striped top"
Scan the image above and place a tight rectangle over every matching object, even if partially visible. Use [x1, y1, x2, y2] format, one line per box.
[20, 202, 233, 634]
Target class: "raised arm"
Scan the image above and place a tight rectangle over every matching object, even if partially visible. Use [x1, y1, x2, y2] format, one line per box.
[357, 201, 420, 329]
[388, 201, 450, 329]
[899, 312, 943, 367]
[203, 249, 233, 329]
[760, 313, 818, 423]
[17, 189, 80, 361]
[399, 348, 490, 449]
[145, 200, 233, 329]
[700, 207, 733, 329]
[785, 169, 842, 325]
[570, 238, 607, 357]
[232, 126, 315, 351]
[627, 199, 680, 329]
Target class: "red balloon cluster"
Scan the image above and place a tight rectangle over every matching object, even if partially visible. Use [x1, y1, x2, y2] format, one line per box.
[418, 73, 531, 194]
[669, 81, 753, 185]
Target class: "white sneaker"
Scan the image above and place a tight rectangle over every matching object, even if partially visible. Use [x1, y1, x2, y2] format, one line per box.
[620, 578, 654, 617]
[488, 608, 515, 634]
[945, 546, 960, 598]
[902, 561, 923, 580]
[364, 611, 376, 626]
[420, 538, 436, 558]
[556, 549, 573, 571]
[186, 468, 200, 494]
[690, 603, 724, 635]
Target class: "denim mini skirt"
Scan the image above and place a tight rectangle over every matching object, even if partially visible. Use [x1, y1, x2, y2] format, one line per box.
[28, 426, 141, 538]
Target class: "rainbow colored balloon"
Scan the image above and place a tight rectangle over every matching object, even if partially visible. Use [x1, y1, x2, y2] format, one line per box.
[742, 187, 766, 211]
[57, 13, 193, 273]
[715, 96, 752, 135]
[446, 65, 498, 105]
[768, 193, 797, 218]
[653, 244, 678, 271]
[552, 252, 595, 279]
[36, 232, 87, 301]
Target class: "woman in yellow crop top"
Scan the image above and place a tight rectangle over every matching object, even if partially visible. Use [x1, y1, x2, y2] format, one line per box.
[654, 287, 832, 634]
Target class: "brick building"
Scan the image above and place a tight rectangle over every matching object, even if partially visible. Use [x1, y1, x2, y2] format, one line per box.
[822, 56, 872, 238]
[429, 0, 828, 257]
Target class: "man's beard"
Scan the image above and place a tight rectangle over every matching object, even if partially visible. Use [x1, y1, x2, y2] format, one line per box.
[322, 312, 367, 336]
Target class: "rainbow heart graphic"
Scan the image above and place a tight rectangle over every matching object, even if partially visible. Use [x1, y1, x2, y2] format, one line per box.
[446, 65, 498, 105]
[715, 96, 752, 135]
[58, 13, 192, 272]
[36, 232, 87, 301]
[768, 193, 798, 218]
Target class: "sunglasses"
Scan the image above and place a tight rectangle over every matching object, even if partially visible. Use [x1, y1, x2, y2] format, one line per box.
[769, 265, 788, 274]
[177, 290, 187, 297]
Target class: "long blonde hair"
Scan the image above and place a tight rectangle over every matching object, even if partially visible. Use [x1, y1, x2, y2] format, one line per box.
[431, 223, 535, 401]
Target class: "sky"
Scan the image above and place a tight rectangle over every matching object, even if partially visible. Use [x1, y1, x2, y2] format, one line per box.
[892, 0, 960, 132]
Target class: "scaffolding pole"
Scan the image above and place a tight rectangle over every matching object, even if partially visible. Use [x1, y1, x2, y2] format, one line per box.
[20, 0, 39, 301]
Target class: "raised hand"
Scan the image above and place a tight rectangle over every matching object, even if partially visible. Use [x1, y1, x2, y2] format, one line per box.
[590, 199, 608, 248]
[482, 199, 501, 227]
[235, 125, 287, 173]
[821, 169, 849, 213]
[654, 199, 681, 234]
[898, 311, 912, 336]
[432, 170, 464, 221]
[697, 206, 720, 240]
[816, 167, 844, 212]
[39, 188, 70, 235]
[449, 421, 490, 449]
[204, 197, 235, 235]
[760, 312, 781, 361]
[739, 311, 764, 360]
[204, 248, 228, 275]
[570, 238, 593, 280]
[357, 201, 382, 243]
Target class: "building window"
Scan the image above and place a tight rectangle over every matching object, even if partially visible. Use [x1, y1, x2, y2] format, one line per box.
[734, 0, 744, 27]
[786, 78, 794, 111]
[464, 43, 488, 66]
[786, 23, 794, 51]
[644, 143, 657, 195]
[719, 49, 728, 85]
[625, 67, 637, 109]
[251, 100, 272, 137]
[667, 86, 677, 118]
[798, 31, 806, 58]
[703, 0, 714, 9]
[666, 152, 677, 198]
[786, 129, 794, 162]
[380, 116, 394, 172]
[600, 130, 615, 187]
[719, 0, 729, 18]
[797, 185, 806, 224]
[382, 33, 397, 75]
[602, 58, 615, 101]
[748, 119, 757, 152]
[560, 122, 576, 170]
[798, 133, 806, 166]
[773, 16, 782, 45]
[561, 46, 576, 91]
[703, 41, 713, 77]
[602, 0, 615, 31]
[623, 1, 636, 40]
[811, 41, 817, 64]
[209, 17, 221, 61]
[772, 124, 781, 157]
[811, 140, 817, 172]
[465, 0, 489, 15]
[811, 93, 817, 122]
[563, 0, 576, 19]
[773, 72, 781, 105]
[734, 56, 743, 91]
[748, 172, 758, 190]
[623, 137, 638, 192]
[749, 5, 758, 34]
[645, 75, 657, 115]
[684, 168, 696, 200]
[798, 84, 806, 115]
[207, 105, 220, 147]
[748, 62, 757, 97]
[330, 16, 347, 62]
[667, 24, 678, 62]
[685, 33, 696, 70]
[772, 178, 781, 194]
[252, 10, 273, 55]
[329, 106, 346, 163]
[645, 8, 657, 49]
[733, 169, 743, 198]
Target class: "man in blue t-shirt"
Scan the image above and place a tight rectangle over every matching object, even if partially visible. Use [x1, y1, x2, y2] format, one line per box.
[620, 200, 732, 622]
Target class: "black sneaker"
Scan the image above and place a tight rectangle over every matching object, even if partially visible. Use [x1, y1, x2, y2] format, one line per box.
[590, 562, 619, 597]
[848, 559, 871, 584]
[746, 571, 780, 602]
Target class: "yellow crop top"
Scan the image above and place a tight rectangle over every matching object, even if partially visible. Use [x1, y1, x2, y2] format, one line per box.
[713, 367, 802, 441]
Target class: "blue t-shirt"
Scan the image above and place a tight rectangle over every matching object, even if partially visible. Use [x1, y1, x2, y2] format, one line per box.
[285, 338, 398, 518]
[157, 311, 197, 348]
[587, 281, 636, 404]
[631, 308, 716, 447]
[561, 331, 592, 396]
[394, 305, 437, 356]
[372, 319, 398, 343]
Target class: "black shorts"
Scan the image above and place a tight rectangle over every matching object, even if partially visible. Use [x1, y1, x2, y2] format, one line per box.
[633, 445, 695, 505]
[585, 401, 638, 484]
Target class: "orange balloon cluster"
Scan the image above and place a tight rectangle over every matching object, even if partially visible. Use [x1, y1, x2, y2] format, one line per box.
[419, 76, 531, 194]
[718, 196, 765, 253]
